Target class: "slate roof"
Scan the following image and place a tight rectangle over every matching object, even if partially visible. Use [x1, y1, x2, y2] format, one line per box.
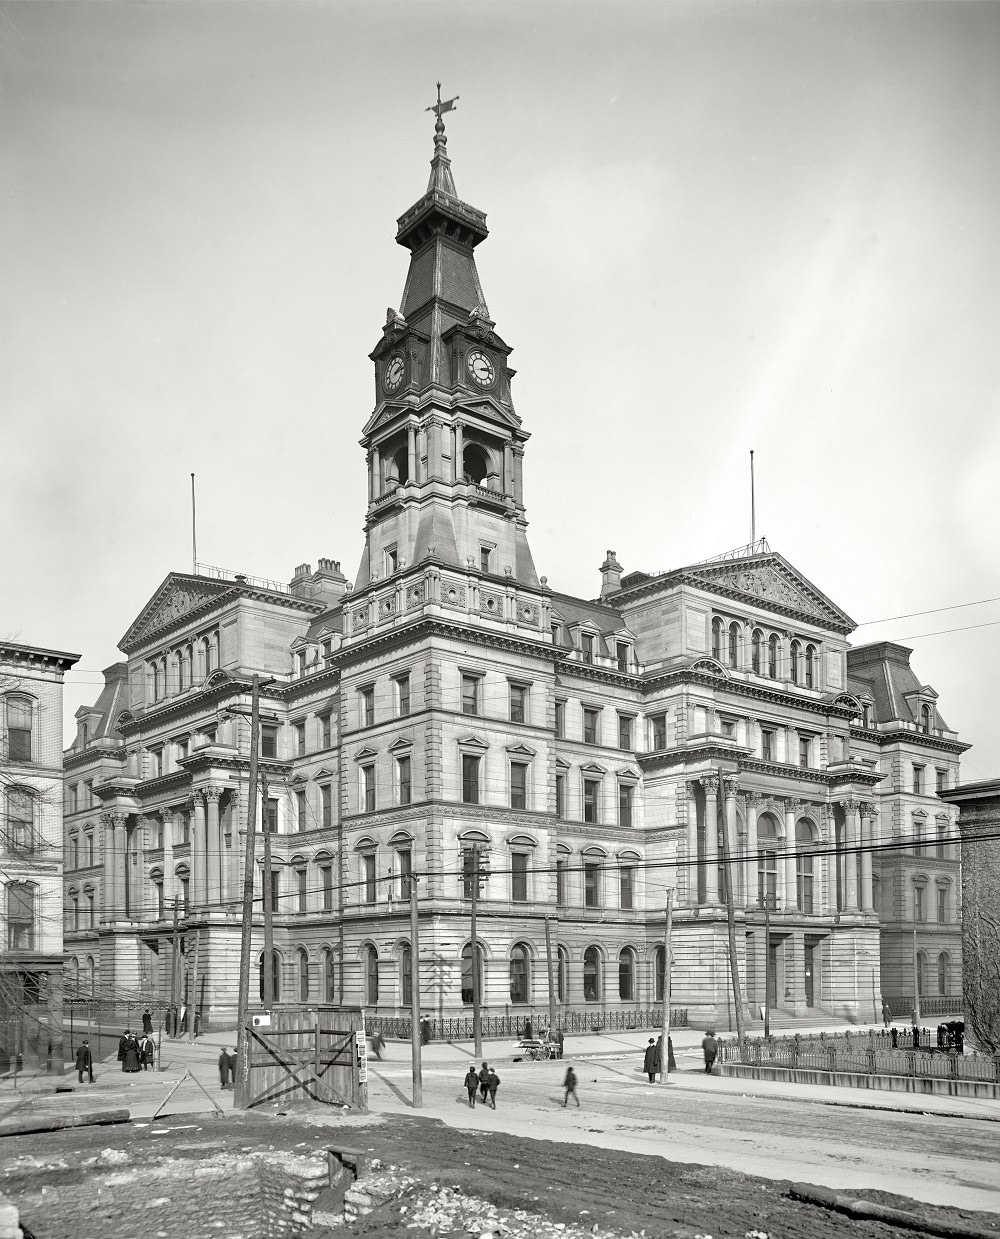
[847, 641, 952, 730]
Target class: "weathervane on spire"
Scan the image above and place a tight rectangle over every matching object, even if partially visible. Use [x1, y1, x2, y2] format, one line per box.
[426, 82, 459, 132]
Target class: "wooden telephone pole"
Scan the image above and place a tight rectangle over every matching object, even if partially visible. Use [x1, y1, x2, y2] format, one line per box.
[471, 843, 483, 1060]
[659, 888, 673, 1083]
[261, 771, 275, 1007]
[409, 874, 422, 1107]
[235, 674, 265, 1085]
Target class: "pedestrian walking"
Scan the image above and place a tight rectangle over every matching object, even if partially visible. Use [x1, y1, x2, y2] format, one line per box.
[523, 1016, 533, 1041]
[75, 1039, 94, 1084]
[219, 1048, 234, 1090]
[420, 1018, 431, 1046]
[478, 1060, 490, 1104]
[142, 1009, 154, 1037]
[370, 1030, 385, 1061]
[141, 1035, 156, 1070]
[122, 1033, 141, 1073]
[643, 1038, 658, 1083]
[464, 1066, 478, 1107]
[881, 998, 891, 1028]
[667, 1035, 676, 1073]
[701, 1030, 718, 1074]
[555, 1028, 564, 1059]
[487, 1067, 500, 1109]
[562, 1065, 579, 1107]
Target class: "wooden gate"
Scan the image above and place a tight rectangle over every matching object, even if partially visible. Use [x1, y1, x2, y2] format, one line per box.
[235, 1005, 366, 1111]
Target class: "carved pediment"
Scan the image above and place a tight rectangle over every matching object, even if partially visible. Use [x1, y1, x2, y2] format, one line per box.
[121, 575, 235, 651]
[684, 554, 856, 633]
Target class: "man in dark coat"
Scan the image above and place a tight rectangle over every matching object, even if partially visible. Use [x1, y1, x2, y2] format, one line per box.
[487, 1067, 500, 1109]
[702, 1030, 718, 1074]
[219, 1048, 234, 1089]
[554, 1028, 564, 1059]
[643, 1038, 658, 1082]
[141, 1036, 155, 1070]
[478, 1061, 491, 1104]
[142, 1010, 154, 1036]
[464, 1066, 478, 1107]
[122, 1034, 141, 1073]
[117, 1030, 130, 1063]
[75, 1040, 94, 1084]
[563, 1065, 579, 1106]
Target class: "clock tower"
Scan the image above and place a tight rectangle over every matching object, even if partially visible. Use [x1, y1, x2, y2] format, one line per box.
[353, 104, 541, 602]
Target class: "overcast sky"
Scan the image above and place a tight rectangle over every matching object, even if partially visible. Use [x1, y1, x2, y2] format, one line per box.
[3, 1, 998, 776]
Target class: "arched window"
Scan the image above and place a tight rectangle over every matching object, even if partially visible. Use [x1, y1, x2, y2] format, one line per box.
[937, 951, 951, 996]
[86, 956, 96, 995]
[5, 788, 33, 852]
[805, 645, 815, 689]
[654, 944, 666, 1002]
[400, 942, 412, 1007]
[391, 446, 409, 487]
[862, 703, 874, 727]
[510, 942, 530, 1005]
[711, 618, 723, 661]
[68, 889, 79, 932]
[461, 941, 484, 1005]
[920, 704, 932, 734]
[6, 882, 34, 950]
[618, 947, 636, 1001]
[5, 696, 33, 762]
[463, 443, 490, 486]
[727, 622, 739, 669]
[789, 640, 801, 685]
[583, 946, 601, 1002]
[795, 820, 814, 913]
[751, 629, 762, 675]
[258, 949, 280, 1002]
[298, 948, 309, 1002]
[915, 949, 927, 998]
[757, 816, 779, 907]
[70, 957, 79, 989]
[323, 947, 337, 1002]
[557, 945, 569, 1003]
[363, 944, 379, 1005]
[767, 634, 778, 679]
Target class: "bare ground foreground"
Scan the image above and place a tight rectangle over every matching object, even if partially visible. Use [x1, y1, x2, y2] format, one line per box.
[1, 1106, 999, 1239]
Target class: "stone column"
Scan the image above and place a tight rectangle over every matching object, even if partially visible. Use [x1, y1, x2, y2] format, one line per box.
[191, 793, 207, 913]
[205, 787, 222, 915]
[783, 802, 798, 912]
[723, 775, 740, 903]
[407, 424, 416, 483]
[701, 774, 720, 903]
[746, 793, 762, 908]
[371, 444, 381, 499]
[113, 813, 128, 920]
[685, 781, 699, 907]
[844, 799, 861, 912]
[454, 421, 464, 483]
[860, 802, 876, 913]
[101, 812, 117, 924]
[513, 445, 524, 505]
[163, 808, 177, 904]
[225, 790, 242, 906]
[503, 441, 513, 496]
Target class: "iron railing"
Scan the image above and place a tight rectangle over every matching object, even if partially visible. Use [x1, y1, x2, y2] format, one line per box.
[886, 995, 963, 1019]
[367, 1006, 688, 1042]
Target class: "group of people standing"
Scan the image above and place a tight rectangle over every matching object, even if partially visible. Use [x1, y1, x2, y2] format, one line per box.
[464, 1061, 501, 1108]
[641, 1034, 678, 1081]
[118, 1027, 156, 1073]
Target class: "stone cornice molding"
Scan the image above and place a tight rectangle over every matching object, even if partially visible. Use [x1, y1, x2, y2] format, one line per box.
[643, 667, 855, 719]
[849, 726, 970, 756]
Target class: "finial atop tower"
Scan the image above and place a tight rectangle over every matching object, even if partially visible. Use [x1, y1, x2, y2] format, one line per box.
[424, 82, 460, 197]
[426, 81, 460, 134]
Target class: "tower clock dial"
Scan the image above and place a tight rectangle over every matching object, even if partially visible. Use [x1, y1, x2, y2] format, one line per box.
[466, 349, 495, 388]
[383, 353, 405, 394]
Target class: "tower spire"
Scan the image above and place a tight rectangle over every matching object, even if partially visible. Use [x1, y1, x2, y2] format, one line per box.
[425, 82, 460, 197]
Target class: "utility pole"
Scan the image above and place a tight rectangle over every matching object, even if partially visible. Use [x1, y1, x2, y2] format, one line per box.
[187, 927, 200, 1043]
[762, 892, 772, 1040]
[235, 673, 266, 1087]
[471, 843, 482, 1061]
[659, 888, 673, 1083]
[719, 777, 746, 1058]
[410, 873, 422, 1108]
[261, 771, 275, 1008]
[170, 896, 181, 1038]
[544, 915, 556, 1039]
[912, 925, 921, 1025]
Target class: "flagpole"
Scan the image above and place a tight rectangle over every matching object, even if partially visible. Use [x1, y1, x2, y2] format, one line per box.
[750, 450, 756, 547]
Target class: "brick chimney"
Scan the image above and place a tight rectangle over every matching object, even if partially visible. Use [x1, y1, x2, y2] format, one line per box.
[600, 550, 623, 598]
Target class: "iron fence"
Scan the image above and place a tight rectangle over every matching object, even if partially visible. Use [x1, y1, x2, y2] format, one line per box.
[886, 995, 963, 1019]
[367, 1006, 688, 1042]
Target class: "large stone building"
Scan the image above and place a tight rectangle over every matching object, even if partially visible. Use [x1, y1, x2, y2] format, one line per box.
[63, 114, 967, 1031]
[2, 640, 79, 1069]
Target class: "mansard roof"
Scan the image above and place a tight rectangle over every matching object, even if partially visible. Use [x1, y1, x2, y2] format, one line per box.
[612, 549, 856, 635]
[847, 641, 953, 732]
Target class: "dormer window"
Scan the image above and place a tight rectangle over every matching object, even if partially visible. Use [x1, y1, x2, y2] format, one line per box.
[581, 633, 595, 665]
[920, 704, 932, 734]
[616, 642, 630, 672]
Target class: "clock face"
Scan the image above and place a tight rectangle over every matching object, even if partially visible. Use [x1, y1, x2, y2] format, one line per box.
[467, 349, 495, 388]
[383, 354, 405, 393]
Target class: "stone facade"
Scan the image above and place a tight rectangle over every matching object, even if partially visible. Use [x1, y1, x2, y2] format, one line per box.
[63, 118, 967, 1031]
[1, 640, 79, 1069]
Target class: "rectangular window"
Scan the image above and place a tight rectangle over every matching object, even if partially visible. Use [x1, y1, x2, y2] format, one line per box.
[461, 674, 479, 716]
[176, 736, 189, 761]
[155, 883, 164, 920]
[396, 674, 411, 718]
[510, 683, 527, 724]
[935, 768, 947, 794]
[361, 765, 376, 813]
[555, 773, 566, 819]
[556, 856, 567, 906]
[397, 755, 412, 806]
[7, 884, 33, 950]
[583, 707, 600, 745]
[398, 848, 412, 901]
[270, 870, 281, 917]
[619, 783, 634, 828]
[150, 747, 163, 778]
[321, 784, 333, 830]
[651, 714, 666, 750]
[462, 754, 481, 805]
[511, 852, 528, 902]
[510, 762, 528, 810]
[761, 729, 775, 761]
[620, 865, 634, 910]
[261, 725, 278, 759]
[86, 833, 94, 866]
[581, 632, 595, 664]
[297, 868, 307, 913]
[799, 736, 811, 767]
[616, 642, 630, 672]
[583, 778, 600, 824]
[319, 713, 332, 749]
[720, 718, 736, 739]
[937, 885, 948, 923]
[359, 687, 374, 728]
[385, 546, 398, 574]
[6, 699, 31, 763]
[295, 789, 307, 832]
[584, 862, 601, 908]
[914, 884, 926, 922]
[554, 700, 566, 739]
[320, 864, 333, 912]
[618, 714, 633, 750]
[85, 780, 93, 806]
[480, 545, 493, 573]
[266, 798, 279, 834]
[294, 721, 306, 757]
[912, 764, 924, 795]
[936, 822, 948, 859]
[363, 853, 377, 904]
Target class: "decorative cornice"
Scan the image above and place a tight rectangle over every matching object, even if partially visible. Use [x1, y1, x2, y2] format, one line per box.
[849, 726, 970, 756]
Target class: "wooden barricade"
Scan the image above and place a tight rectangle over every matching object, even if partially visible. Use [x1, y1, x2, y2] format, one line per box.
[235, 1005, 366, 1111]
